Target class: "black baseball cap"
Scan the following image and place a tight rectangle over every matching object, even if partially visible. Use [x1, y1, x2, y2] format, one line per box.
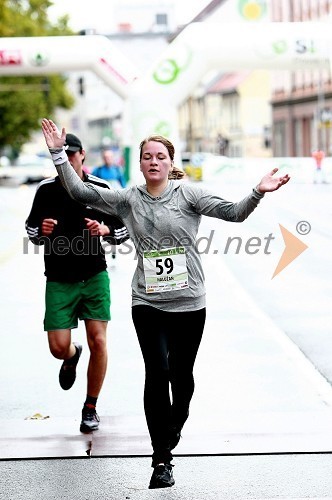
[64, 133, 83, 152]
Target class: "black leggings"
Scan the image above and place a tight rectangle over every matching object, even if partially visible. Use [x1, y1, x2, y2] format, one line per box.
[132, 305, 206, 465]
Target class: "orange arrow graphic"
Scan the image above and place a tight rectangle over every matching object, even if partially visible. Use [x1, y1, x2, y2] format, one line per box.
[272, 224, 308, 279]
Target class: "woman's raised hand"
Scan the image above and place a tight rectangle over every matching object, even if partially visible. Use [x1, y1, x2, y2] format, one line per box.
[41, 118, 66, 149]
[257, 167, 290, 193]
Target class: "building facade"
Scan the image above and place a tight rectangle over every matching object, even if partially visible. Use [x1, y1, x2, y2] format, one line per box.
[271, 0, 332, 156]
[178, 70, 272, 158]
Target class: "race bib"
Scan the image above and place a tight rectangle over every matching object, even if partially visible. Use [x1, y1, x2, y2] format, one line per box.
[143, 246, 189, 294]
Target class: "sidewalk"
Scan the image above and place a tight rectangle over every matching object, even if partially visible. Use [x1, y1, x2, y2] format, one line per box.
[1, 454, 332, 499]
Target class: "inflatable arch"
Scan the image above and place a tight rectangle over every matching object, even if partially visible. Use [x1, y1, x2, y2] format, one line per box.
[0, 22, 331, 179]
[0, 34, 138, 99]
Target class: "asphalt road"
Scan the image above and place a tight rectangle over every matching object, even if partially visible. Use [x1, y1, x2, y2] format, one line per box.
[200, 178, 332, 383]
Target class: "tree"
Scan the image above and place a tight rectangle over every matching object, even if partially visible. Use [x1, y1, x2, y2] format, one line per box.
[0, 0, 75, 157]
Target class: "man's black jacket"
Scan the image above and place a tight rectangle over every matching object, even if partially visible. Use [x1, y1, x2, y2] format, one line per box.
[25, 173, 129, 282]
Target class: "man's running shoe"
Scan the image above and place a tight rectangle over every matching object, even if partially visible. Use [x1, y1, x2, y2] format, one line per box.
[59, 343, 82, 390]
[80, 407, 100, 433]
[149, 464, 175, 489]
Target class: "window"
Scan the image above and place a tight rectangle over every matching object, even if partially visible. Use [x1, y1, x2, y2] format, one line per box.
[274, 121, 287, 156]
[156, 13, 167, 25]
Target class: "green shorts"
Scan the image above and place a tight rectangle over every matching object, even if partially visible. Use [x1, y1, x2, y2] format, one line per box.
[44, 270, 111, 331]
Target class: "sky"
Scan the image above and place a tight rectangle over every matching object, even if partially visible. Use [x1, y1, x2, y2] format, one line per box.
[48, 0, 210, 33]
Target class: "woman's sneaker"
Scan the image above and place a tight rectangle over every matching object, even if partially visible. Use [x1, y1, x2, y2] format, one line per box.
[149, 464, 175, 489]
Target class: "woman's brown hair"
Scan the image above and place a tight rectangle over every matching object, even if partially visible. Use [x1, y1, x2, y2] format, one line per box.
[139, 135, 185, 180]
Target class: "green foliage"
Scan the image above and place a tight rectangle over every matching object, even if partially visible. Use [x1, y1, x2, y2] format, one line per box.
[0, 0, 76, 154]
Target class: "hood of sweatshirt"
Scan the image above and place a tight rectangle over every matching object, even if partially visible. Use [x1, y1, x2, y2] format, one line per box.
[136, 179, 181, 202]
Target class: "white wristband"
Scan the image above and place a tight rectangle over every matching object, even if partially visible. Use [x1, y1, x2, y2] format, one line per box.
[49, 148, 68, 166]
[253, 187, 264, 197]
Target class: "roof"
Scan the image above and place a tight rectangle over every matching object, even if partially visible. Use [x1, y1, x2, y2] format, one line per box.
[207, 71, 251, 94]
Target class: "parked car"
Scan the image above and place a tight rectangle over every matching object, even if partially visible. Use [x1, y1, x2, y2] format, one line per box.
[0, 155, 54, 186]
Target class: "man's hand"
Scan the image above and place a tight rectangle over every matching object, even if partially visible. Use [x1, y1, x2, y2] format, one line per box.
[256, 167, 290, 193]
[41, 218, 58, 236]
[85, 218, 110, 237]
[41, 118, 66, 149]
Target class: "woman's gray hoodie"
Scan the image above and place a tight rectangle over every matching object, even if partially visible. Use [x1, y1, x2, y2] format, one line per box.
[54, 153, 264, 312]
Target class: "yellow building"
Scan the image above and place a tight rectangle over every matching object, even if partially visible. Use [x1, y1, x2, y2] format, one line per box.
[178, 69, 272, 158]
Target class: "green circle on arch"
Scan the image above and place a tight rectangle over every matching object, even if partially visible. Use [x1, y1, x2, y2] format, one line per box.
[153, 59, 180, 85]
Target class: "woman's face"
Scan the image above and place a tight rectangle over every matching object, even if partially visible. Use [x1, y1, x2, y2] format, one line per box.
[140, 141, 173, 184]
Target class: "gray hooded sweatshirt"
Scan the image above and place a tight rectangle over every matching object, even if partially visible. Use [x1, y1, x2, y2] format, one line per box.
[53, 153, 264, 312]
